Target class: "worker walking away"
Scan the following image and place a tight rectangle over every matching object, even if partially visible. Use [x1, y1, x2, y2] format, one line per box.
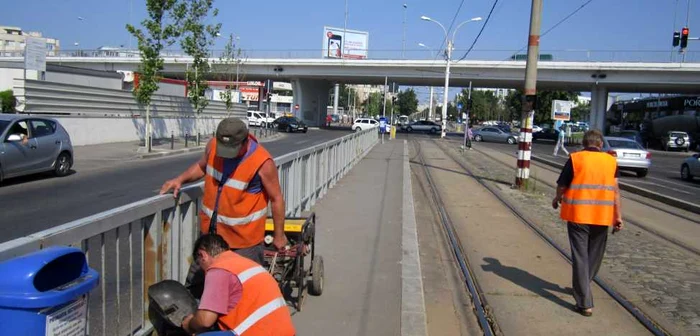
[552, 129, 623, 317]
[553, 125, 570, 157]
[182, 234, 295, 335]
[160, 118, 288, 296]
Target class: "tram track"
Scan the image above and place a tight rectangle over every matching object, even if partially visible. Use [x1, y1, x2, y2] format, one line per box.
[413, 139, 669, 336]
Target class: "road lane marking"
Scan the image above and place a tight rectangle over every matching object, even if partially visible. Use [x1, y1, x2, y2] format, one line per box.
[646, 176, 700, 190]
[633, 180, 693, 195]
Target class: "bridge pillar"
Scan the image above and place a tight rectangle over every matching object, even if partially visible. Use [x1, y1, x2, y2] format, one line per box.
[291, 79, 331, 127]
[589, 86, 609, 133]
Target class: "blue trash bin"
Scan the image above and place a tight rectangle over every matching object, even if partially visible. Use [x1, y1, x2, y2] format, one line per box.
[0, 246, 99, 335]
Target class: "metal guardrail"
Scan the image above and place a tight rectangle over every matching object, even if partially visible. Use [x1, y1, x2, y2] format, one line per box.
[0, 128, 378, 336]
[2, 48, 699, 63]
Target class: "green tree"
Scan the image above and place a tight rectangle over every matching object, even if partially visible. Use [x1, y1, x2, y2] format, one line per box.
[572, 102, 590, 122]
[179, 0, 221, 142]
[395, 88, 419, 116]
[126, 0, 184, 151]
[217, 33, 244, 116]
[504, 89, 580, 126]
[362, 91, 384, 116]
[456, 89, 502, 122]
[0, 90, 16, 113]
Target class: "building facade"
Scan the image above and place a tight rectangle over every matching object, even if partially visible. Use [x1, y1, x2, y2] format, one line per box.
[0, 26, 60, 56]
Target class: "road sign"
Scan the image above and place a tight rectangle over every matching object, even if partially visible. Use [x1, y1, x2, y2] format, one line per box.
[457, 102, 463, 110]
[379, 117, 387, 133]
[24, 37, 47, 72]
[551, 100, 573, 121]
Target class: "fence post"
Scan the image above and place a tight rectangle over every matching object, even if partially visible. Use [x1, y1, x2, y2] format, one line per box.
[185, 133, 189, 148]
[171, 132, 174, 150]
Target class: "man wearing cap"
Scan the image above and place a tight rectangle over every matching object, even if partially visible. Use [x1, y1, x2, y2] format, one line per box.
[160, 118, 288, 267]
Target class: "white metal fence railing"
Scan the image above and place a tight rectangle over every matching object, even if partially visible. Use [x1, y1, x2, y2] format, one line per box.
[0, 128, 378, 336]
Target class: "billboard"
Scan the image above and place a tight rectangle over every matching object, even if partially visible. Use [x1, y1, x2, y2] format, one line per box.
[551, 100, 573, 121]
[25, 36, 47, 72]
[322, 26, 369, 59]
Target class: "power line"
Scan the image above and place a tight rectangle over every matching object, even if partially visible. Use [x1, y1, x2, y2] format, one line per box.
[458, 0, 499, 61]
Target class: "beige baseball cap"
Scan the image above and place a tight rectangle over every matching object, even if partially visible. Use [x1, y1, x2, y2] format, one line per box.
[215, 118, 248, 158]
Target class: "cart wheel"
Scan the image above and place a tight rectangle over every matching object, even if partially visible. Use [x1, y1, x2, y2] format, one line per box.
[309, 256, 324, 296]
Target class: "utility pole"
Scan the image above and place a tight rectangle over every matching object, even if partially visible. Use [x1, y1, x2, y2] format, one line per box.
[344, 0, 348, 57]
[682, 0, 691, 63]
[402, 4, 408, 59]
[382, 76, 388, 144]
[515, 0, 543, 189]
[428, 87, 434, 120]
[463, 81, 472, 149]
[441, 40, 452, 138]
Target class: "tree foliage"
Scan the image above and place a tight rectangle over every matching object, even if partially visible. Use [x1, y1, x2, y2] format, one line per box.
[504, 89, 581, 126]
[126, 0, 184, 107]
[179, 0, 221, 115]
[336, 84, 359, 112]
[218, 34, 244, 115]
[361, 91, 385, 116]
[395, 88, 419, 116]
[0, 90, 16, 113]
[455, 89, 506, 122]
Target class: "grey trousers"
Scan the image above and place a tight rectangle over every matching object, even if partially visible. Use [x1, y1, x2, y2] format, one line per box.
[567, 222, 609, 309]
[185, 243, 265, 299]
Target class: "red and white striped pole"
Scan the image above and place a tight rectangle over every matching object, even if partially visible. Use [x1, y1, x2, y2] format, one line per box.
[516, 0, 543, 188]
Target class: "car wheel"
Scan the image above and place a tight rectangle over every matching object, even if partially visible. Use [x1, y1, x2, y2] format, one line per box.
[54, 152, 72, 177]
[681, 164, 693, 181]
[406, 127, 413, 132]
[430, 128, 437, 134]
[636, 169, 648, 178]
[474, 135, 483, 142]
[260, 122, 266, 128]
[286, 126, 293, 133]
[302, 129, 308, 134]
[507, 137, 516, 145]
[354, 127, 361, 132]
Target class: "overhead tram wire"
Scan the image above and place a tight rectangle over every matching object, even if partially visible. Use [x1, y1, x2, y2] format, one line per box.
[430, 0, 466, 65]
[458, 0, 500, 61]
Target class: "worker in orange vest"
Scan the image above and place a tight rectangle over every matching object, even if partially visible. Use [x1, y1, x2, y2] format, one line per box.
[182, 234, 295, 335]
[552, 129, 623, 317]
[160, 118, 288, 295]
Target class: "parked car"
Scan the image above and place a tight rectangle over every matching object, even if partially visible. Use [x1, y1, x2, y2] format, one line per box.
[352, 118, 379, 132]
[532, 125, 543, 133]
[247, 111, 276, 128]
[473, 127, 518, 144]
[532, 128, 560, 142]
[603, 136, 651, 178]
[0, 115, 73, 182]
[273, 116, 307, 133]
[662, 131, 690, 152]
[681, 153, 700, 181]
[404, 120, 442, 134]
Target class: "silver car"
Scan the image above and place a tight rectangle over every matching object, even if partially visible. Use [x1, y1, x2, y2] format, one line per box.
[0, 115, 73, 182]
[404, 120, 442, 134]
[680, 153, 700, 181]
[473, 126, 518, 144]
[662, 131, 690, 152]
[603, 136, 651, 178]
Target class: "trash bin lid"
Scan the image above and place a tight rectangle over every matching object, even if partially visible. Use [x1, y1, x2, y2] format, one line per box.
[0, 246, 99, 308]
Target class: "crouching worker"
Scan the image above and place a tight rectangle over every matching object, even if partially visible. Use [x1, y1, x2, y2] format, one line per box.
[183, 234, 295, 335]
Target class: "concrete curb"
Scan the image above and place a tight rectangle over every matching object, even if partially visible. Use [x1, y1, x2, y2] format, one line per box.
[137, 133, 284, 159]
[401, 140, 428, 336]
[529, 155, 700, 215]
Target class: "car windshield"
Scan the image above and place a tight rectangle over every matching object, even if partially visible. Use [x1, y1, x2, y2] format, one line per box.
[608, 139, 642, 149]
[289, 118, 300, 123]
[670, 132, 687, 138]
[0, 120, 9, 135]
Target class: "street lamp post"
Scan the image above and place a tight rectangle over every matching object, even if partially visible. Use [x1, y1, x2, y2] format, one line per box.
[418, 43, 436, 121]
[402, 4, 408, 59]
[421, 15, 482, 138]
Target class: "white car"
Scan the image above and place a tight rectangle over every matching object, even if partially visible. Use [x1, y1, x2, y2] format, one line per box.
[532, 125, 543, 133]
[352, 118, 379, 132]
[247, 111, 276, 128]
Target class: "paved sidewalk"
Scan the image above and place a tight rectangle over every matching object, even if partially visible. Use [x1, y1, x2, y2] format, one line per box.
[292, 140, 412, 335]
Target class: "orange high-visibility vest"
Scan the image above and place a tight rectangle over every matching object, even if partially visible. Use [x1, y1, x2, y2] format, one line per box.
[560, 151, 617, 226]
[207, 251, 295, 335]
[200, 135, 272, 248]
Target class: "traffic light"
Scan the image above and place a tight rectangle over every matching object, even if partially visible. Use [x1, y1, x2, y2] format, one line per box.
[466, 98, 473, 110]
[673, 31, 681, 47]
[392, 96, 397, 104]
[681, 27, 689, 49]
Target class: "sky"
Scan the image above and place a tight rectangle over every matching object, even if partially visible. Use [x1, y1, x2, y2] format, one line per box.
[2, 0, 699, 101]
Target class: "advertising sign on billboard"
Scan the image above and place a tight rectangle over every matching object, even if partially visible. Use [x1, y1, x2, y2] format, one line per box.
[551, 100, 573, 121]
[25, 36, 47, 72]
[322, 26, 369, 59]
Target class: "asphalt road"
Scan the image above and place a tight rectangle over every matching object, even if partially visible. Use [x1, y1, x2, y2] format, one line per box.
[472, 139, 700, 204]
[0, 129, 350, 243]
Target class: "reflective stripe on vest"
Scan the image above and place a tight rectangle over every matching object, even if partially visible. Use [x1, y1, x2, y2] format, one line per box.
[561, 197, 615, 206]
[567, 184, 615, 191]
[233, 297, 287, 335]
[237, 265, 266, 284]
[201, 206, 268, 227]
[206, 165, 250, 191]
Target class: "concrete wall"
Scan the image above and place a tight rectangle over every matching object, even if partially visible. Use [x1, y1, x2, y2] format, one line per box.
[0, 67, 23, 91]
[54, 116, 229, 146]
[156, 82, 186, 97]
[45, 71, 122, 90]
[291, 78, 330, 126]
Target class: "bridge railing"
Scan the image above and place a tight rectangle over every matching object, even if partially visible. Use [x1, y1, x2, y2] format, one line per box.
[2, 49, 699, 63]
[0, 128, 378, 336]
